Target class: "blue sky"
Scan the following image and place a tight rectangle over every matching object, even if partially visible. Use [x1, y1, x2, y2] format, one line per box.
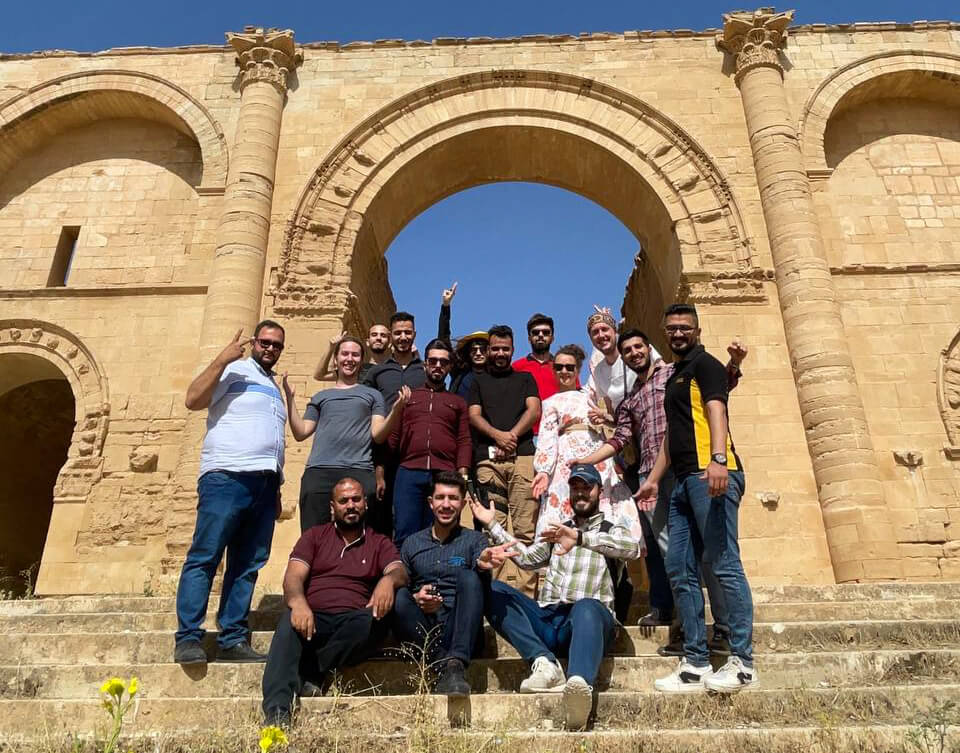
[4, 1, 956, 360]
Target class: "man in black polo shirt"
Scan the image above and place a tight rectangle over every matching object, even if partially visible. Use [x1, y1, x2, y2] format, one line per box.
[261, 477, 407, 725]
[468, 324, 541, 597]
[393, 471, 496, 697]
[638, 303, 755, 695]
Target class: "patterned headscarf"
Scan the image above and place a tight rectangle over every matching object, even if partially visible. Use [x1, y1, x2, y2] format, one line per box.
[586, 305, 616, 334]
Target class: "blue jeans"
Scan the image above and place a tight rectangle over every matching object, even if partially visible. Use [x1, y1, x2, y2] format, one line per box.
[487, 580, 615, 686]
[175, 470, 279, 648]
[392, 467, 435, 546]
[665, 471, 752, 667]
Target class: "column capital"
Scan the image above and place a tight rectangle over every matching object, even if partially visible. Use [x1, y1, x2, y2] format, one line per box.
[717, 8, 794, 84]
[226, 26, 303, 93]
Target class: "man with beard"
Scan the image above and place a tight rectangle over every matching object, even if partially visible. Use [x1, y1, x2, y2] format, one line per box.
[471, 463, 641, 730]
[393, 472, 502, 697]
[468, 325, 541, 596]
[389, 339, 472, 546]
[315, 323, 392, 382]
[175, 321, 288, 665]
[261, 478, 407, 725]
[364, 312, 427, 408]
[638, 303, 755, 694]
[577, 330, 746, 651]
[512, 313, 561, 439]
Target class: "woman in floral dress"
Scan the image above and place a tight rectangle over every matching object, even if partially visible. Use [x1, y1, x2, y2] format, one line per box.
[531, 344, 643, 542]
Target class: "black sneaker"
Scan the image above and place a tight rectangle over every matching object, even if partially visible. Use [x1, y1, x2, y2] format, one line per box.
[657, 621, 684, 657]
[174, 640, 207, 665]
[708, 629, 731, 657]
[217, 641, 266, 663]
[263, 707, 291, 730]
[434, 659, 471, 697]
[300, 680, 324, 698]
[638, 608, 673, 627]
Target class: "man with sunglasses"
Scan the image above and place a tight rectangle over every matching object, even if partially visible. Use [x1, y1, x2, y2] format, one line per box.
[175, 320, 288, 666]
[389, 339, 472, 546]
[512, 313, 571, 441]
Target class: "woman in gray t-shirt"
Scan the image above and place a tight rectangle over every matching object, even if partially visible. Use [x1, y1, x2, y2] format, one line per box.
[283, 337, 409, 532]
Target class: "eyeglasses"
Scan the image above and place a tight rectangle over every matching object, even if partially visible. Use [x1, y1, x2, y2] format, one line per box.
[426, 357, 451, 366]
[469, 343, 486, 352]
[664, 325, 696, 335]
[256, 339, 284, 351]
[553, 363, 577, 373]
[530, 328, 553, 336]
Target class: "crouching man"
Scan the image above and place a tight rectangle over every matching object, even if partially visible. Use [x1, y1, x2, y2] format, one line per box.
[261, 478, 407, 726]
[470, 463, 641, 730]
[393, 471, 494, 697]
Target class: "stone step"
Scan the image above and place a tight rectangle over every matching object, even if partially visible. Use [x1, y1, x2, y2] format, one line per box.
[3, 648, 958, 699]
[3, 581, 958, 616]
[1, 684, 957, 737]
[2, 620, 957, 668]
[3, 597, 958, 634]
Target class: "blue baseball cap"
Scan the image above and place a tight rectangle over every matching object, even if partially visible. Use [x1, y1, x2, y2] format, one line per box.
[568, 463, 602, 487]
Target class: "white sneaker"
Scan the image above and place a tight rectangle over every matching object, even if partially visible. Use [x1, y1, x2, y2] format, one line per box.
[653, 658, 711, 693]
[704, 656, 757, 694]
[562, 675, 593, 730]
[519, 655, 565, 693]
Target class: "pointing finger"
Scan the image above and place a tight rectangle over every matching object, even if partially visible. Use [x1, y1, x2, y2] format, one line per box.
[233, 328, 243, 342]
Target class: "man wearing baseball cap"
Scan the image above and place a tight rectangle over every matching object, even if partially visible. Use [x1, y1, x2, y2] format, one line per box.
[470, 462, 641, 731]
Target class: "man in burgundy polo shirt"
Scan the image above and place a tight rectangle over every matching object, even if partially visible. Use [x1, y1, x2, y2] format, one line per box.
[261, 477, 407, 725]
[512, 313, 575, 439]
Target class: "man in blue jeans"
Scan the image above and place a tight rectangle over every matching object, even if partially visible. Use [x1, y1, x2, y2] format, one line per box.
[638, 303, 755, 693]
[174, 321, 287, 665]
[470, 463, 641, 729]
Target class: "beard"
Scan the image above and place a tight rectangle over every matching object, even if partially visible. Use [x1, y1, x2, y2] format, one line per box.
[336, 514, 365, 530]
[531, 341, 550, 355]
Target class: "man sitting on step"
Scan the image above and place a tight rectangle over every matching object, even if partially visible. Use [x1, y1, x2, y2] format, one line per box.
[261, 477, 407, 725]
[470, 463, 642, 731]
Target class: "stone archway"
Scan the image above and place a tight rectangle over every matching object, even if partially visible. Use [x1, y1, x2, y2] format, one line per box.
[0, 321, 109, 593]
[274, 69, 754, 330]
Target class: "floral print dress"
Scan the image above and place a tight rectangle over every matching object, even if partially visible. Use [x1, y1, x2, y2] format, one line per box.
[533, 389, 643, 542]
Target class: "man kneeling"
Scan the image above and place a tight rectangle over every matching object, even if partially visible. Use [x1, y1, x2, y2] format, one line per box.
[393, 471, 496, 697]
[470, 463, 641, 730]
[261, 477, 407, 725]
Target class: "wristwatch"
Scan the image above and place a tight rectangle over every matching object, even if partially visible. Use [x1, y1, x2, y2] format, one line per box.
[711, 453, 728, 465]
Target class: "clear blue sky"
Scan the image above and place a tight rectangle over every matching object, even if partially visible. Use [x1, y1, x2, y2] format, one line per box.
[3, 1, 955, 361]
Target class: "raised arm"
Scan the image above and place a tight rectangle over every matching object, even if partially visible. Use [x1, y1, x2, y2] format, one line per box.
[314, 331, 346, 381]
[469, 494, 552, 569]
[185, 328, 250, 411]
[281, 375, 317, 442]
[438, 282, 456, 342]
[371, 386, 410, 443]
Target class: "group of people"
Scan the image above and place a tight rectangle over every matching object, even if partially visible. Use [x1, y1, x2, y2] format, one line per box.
[170, 282, 756, 731]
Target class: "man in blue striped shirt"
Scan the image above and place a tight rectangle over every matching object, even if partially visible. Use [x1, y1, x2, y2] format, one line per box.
[174, 321, 287, 666]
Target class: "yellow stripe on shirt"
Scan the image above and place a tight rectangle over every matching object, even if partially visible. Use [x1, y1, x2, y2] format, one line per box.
[690, 378, 736, 471]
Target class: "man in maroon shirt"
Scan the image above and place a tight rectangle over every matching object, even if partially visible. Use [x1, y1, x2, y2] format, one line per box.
[261, 477, 407, 725]
[390, 339, 472, 546]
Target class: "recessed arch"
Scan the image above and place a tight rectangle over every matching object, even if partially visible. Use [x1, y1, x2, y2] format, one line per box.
[0, 69, 228, 190]
[276, 69, 752, 324]
[799, 50, 960, 176]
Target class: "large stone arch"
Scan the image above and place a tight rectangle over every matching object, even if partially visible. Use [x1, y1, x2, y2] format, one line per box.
[275, 69, 753, 326]
[799, 50, 960, 177]
[0, 69, 228, 190]
[0, 320, 109, 502]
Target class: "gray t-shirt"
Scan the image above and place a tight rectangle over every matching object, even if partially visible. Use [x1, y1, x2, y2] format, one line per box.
[303, 386, 385, 470]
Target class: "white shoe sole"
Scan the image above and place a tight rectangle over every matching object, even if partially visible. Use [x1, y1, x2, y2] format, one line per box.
[563, 686, 593, 730]
[519, 682, 565, 694]
[705, 678, 758, 694]
[654, 680, 707, 694]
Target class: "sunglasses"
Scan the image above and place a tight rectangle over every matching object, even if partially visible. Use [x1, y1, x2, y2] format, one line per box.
[256, 339, 284, 351]
[530, 328, 553, 336]
[664, 325, 696, 335]
[426, 357, 451, 366]
[469, 343, 486, 352]
[553, 363, 577, 373]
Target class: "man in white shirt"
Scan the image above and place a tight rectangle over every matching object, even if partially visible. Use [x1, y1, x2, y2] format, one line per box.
[174, 321, 287, 665]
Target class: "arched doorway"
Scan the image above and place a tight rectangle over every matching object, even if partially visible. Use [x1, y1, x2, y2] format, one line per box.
[0, 354, 74, 596]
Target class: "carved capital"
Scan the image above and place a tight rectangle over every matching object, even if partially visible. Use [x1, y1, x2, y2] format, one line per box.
[717, 8, 794, 84]
[227, 26, 303, 93]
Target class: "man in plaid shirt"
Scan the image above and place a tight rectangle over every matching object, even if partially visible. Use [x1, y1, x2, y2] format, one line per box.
[470, 463, 640, 731]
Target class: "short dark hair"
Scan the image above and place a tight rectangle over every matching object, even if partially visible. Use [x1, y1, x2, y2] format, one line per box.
[254, 319, 285, 338]
[430, 470, 466, 498]
[390, 311, 415, 328]
[526, 313, 554, 333]
[664, 303, 699, 325]
[424, 338, 452, 358]
[555, 344, 586, 367]
[617, 328, 650, 352]
[487, 324, 514, 342]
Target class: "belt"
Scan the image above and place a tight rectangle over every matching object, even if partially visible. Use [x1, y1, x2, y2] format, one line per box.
[558, 422, 590, 436]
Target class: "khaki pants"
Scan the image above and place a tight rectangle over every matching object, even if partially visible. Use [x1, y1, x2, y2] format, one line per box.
[476, 455, 538, 597]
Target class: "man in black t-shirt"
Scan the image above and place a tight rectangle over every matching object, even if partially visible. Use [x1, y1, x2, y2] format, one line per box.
[468, 324, 541, 597]
[638, 303, 755, 695]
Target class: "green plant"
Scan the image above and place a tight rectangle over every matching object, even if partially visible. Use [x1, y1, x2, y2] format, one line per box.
[98, 676, 138, 753]
[905, 701, 959, 753]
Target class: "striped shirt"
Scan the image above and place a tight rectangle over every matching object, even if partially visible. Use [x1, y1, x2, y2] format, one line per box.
[487, 513, 640, 615]
[199, 358, 286, 478]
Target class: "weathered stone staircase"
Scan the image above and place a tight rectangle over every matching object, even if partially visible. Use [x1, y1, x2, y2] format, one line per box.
[1, 583, 959, 752]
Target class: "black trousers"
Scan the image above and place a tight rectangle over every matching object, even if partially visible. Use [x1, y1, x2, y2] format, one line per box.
[261, 607, 387, 714]
[298, 467, 377, 533]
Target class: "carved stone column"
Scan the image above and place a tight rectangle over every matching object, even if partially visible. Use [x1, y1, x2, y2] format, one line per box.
[718, 9, 902, 582]
[165, 29, 301, 567]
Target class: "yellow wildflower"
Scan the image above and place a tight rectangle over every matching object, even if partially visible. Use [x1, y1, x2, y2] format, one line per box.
[100, 678, 126, 697]
[258, 726, 289, 753]
[127, 677, 139, 697]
